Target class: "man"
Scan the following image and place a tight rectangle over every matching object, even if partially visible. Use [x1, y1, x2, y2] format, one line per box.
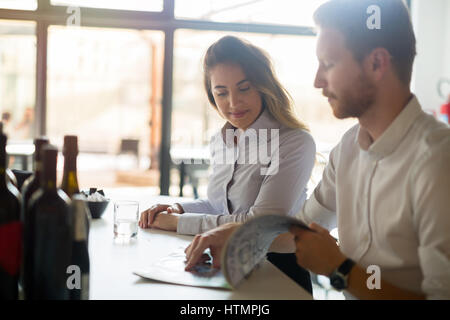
[184, 0, 450, 299]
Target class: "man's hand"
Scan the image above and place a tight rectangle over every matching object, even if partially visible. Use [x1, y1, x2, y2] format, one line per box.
[184, 223, 241, 271]
[290, 222, 346, 276]
[139, 203, 184, 229]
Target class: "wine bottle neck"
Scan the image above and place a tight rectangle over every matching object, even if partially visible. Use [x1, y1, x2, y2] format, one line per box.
[63, 156, 77, 172]
[40, 145, 58, 191]
[0, 138, 7, 187]
[0, 167, 6, 188]
[33, 161, 43, 183]
[42, 169, 57, 191]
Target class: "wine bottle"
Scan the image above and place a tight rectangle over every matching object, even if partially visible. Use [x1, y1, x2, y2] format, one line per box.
[0, 128, 22, 300]
[21, 137, 50, 221]
[0, 122, 18, 189]
[20, 137, 49, 293]
[61, 135, 80, 198]
[26, 145, 72, 300]
[69, 196, 90, 300]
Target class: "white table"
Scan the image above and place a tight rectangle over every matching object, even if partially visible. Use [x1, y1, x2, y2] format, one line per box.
[89, 190, 312, 300]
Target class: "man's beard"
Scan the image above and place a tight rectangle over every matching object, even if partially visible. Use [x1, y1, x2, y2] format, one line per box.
[326, 72, 376, 119]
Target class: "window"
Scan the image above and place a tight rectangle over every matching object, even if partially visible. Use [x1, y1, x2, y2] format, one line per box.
[175, 0, 327, 27]
[0, 20, 36, 141]
[47, 26, 164, 182]
[0, 0, 37, 10]
[0, 0, 352, 193]
[51, 0, 163, 12]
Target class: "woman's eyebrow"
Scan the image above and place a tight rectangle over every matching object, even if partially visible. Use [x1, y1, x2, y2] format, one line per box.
[236, 79, 249, 86]
[214, 79, 248, 89]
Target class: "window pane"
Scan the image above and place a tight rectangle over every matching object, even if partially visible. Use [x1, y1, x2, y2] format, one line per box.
[51, 0, 163, 12]
[47, 26, 164, 189]
[0, 20, 36, 141]
[175, 0, 327, 27]
[0, 0, 37, 10]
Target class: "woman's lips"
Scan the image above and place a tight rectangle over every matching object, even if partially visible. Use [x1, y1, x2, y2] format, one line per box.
[230, 110, 248, 118]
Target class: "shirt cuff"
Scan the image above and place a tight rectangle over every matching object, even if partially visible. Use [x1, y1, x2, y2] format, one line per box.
[295, 195, 337, 231]
[177, 213, 206, 235]
[419, 246, 450, 299]
[179, 200, 211, 214]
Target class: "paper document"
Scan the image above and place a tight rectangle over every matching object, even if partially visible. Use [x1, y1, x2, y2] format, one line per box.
[133, 215, 309, 290]
[133, 248, 231, 289]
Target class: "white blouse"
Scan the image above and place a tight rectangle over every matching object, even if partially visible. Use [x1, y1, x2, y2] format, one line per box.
[177, 109, 316, 236]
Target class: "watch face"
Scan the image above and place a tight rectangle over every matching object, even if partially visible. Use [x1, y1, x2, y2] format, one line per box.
[330, 275, 345, 290]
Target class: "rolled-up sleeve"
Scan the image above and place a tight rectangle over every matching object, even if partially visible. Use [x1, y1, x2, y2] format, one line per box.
[177, 131, 316, 235]
[412, 137, 450, 299]
[295, 143, 338, 231]
[179, 199, 219, 215]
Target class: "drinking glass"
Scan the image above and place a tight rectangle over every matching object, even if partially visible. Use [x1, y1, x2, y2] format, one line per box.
[114, 201, 139, 240]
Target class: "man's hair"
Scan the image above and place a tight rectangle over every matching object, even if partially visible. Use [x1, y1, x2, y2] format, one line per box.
[314, 0, 416, 85]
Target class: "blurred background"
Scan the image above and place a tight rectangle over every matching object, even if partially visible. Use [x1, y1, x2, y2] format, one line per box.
[0, 0, 449, 200]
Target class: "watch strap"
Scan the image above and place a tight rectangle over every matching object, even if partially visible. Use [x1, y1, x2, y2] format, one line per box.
[337, 258, 355, 276]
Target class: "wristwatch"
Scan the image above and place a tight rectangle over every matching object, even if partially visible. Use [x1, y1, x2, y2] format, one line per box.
[329, 258, 355, 291]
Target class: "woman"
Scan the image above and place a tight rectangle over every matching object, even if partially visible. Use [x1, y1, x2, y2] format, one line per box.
[140, 36, 316, 293]
[139, 36, 315, 235]
[140, 35, 315, 235]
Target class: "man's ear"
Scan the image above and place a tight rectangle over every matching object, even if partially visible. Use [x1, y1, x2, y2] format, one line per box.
[365, 48, 391, 82]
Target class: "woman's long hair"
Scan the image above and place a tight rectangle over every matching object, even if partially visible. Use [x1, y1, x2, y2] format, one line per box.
[203, 35, 308, 131]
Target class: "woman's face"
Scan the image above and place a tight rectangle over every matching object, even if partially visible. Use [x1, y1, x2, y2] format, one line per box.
[209, 63, 263, 130]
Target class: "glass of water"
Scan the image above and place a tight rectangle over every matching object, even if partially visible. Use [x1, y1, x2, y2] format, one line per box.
[114, 201, 139, 240]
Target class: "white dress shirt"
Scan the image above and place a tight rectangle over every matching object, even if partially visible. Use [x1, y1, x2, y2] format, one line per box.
[177, 109, 316, 236]
[296, 96, 450, 299]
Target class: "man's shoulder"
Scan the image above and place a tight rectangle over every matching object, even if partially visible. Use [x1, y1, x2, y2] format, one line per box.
[330, 123, 360, 153]
[409, 114, 450, 175]
[412, 113, 450, 156]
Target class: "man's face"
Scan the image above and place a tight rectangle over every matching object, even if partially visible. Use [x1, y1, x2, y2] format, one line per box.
[314, 28, 376, 119]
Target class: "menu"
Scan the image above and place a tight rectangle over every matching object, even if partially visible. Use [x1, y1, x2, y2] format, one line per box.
[133, 214, 310, 289]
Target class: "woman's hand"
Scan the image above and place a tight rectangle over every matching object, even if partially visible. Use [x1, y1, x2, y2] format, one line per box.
[149, 212, 181, 232]
[139, 203, 184, 229]
[184, 223, 241, 271]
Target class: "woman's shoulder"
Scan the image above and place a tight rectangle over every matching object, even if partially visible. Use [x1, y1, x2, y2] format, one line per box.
[279, 126, 316, 150]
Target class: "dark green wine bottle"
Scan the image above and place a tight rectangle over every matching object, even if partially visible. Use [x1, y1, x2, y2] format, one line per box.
[26, 145, 72, 300]
[61, 135, 80, 198]
[21, 137, 50, 221]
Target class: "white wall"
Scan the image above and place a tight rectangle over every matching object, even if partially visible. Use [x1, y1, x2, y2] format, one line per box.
[411, 0, 450, 112]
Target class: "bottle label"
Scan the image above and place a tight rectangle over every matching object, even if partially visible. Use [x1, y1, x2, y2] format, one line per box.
[0, 221, 22, 276]
[73, 201, 88, 241]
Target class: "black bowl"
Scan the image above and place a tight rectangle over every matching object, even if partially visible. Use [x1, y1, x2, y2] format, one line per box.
[86, 200, 110, 219]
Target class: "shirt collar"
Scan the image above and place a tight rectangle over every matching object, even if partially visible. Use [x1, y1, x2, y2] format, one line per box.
[357, 95, 423, 158]
[220, 108, 280, 145]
